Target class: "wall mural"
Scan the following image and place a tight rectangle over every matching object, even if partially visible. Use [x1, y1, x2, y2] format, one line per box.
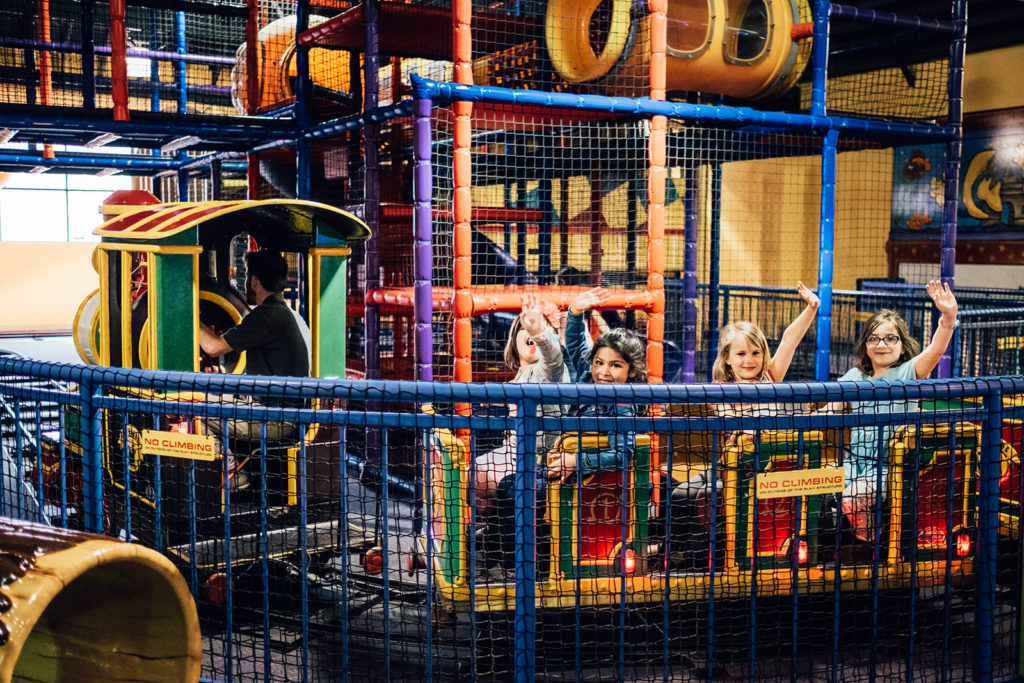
[892, 127, 1024, 242]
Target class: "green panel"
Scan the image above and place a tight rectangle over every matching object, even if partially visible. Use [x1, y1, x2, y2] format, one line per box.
[152, 254, 196, 371]
[317, 255, 347, 379]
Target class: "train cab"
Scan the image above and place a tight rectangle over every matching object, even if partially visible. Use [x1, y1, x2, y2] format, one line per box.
[42, 192, 370, 548]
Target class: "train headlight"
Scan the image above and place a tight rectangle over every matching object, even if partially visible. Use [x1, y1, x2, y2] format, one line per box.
[797, 540, 808, 565]
[623, 548, 636, 574]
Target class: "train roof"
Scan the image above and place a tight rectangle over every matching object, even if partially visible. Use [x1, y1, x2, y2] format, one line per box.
[93, 199, 371, 247]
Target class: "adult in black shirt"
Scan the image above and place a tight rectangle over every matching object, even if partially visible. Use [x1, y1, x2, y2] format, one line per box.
[200, 250, 309, 456]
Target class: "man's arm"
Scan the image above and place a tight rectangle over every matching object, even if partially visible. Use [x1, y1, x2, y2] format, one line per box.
[199, 322, 233, 357]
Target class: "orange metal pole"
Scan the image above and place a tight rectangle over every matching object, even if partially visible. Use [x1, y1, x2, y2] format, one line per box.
[647, 0, 668, 501]
[453, 0, 473, 388]
[109, 0, 130, 121]
[646, 0, 667, 386]
[37, 0, 54, 157]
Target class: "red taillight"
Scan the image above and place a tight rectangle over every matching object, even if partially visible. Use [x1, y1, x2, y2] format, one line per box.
[623, 548, 636, 574]
[797, 540, 808, 564]
[205, 572, 230, 604]
[956, 533, 972, 557]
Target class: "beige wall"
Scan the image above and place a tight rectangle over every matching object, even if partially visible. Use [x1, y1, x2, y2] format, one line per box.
[0, 242, 98, 333]
[964, 45, 1024, 113]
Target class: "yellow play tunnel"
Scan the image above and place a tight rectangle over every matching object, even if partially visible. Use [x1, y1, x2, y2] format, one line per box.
[545, 0, 812, 100]
[230, 14, 355, 113]
[0, 518, 201, 682]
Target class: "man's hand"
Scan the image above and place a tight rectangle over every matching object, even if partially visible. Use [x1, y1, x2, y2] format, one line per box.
[199, 322, 233, 357]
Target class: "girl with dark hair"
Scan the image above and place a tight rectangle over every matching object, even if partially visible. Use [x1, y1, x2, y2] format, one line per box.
[547, 287, 649, 478]
[826, 280, 958, 541]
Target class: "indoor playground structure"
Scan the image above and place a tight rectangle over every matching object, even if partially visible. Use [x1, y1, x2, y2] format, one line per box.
[3, 1, 1024, 682]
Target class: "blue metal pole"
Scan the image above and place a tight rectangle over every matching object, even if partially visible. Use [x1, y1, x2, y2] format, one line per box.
[813, 0, 834, 382]
[81, 1, 96, 109]
[363, 0, 381, 381]
[294, 0, 312, 199]
[175, 11, 187, 113]
[975, 387, 1002, 682]
[938, 0, 967, 378]
[514, 399, 538, 683]
[80, 381, 104, 533]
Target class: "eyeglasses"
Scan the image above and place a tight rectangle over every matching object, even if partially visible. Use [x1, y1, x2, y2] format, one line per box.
[866, 334, 901, 346]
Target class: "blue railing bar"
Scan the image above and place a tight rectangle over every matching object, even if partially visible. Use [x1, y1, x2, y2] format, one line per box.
[4, 358, 1014, 403]
[0, 38, 237, 66]
[410, 76, 958, 142]
[0, 152, 182, 171]
[0, 114, 294, 143]
[305, 100, 415, 141]
[829, 4, 956, 34]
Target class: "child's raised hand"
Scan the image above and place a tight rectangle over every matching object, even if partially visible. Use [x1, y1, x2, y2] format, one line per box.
[546, 450, 577, 480]
[796, 280, 819, 309]
[520, 294, 549, 337]
[570, 287, 610, 314]
[926, 279, 958, 321]
[521, 308, 546, 337]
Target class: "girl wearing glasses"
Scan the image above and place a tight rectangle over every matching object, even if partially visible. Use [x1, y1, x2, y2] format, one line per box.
[831, 279, 958, 541]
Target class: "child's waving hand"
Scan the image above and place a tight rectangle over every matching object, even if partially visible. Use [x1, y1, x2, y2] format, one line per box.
[796, 280, 819, 309]
[570, 287, 610, 314]
[926, 280, 958, 322]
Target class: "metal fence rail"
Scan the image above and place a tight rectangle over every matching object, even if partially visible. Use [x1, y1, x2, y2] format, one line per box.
[0, 358, 1021, 682]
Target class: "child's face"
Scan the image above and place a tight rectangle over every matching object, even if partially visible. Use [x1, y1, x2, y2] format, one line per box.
[865, 321, 903, 374]
[591, 347, 634, 384]
[725, 337, 764, 382]
[516, 329, 540, 365]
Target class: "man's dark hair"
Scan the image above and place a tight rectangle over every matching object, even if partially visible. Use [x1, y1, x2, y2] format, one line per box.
[245, 250, 290, 292]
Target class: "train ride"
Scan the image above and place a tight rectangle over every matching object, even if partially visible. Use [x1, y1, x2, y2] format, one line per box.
[422, 406, 1016, 615]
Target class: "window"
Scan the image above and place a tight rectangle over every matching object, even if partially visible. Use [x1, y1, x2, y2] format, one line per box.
[0, 144, 134, 242]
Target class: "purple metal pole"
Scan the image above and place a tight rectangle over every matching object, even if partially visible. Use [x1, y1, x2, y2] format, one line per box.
[0, 38, 236, 65]
[363, 0, 381, 381]
[938, 0, 967, 379]
[682, 162, 698, 382]
[413, 97, 434, 382]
